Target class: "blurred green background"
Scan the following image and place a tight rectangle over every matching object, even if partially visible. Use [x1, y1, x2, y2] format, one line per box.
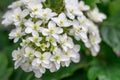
[0, 0, 120, 80]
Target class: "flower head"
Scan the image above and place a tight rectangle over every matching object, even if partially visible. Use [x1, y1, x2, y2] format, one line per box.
[2, 0, 106, 78]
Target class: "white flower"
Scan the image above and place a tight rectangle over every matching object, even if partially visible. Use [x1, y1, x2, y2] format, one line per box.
[70, 45, 80, 63]
[21, 0, 36, 3]
[37, 8, 57, 21]
[33, 69, 43, 78]
[88, 33, 101, 56]
[20, 39, 30, 46]
[21, 59, 33, 72]
[61, 50, 73, 67]
[2, 11, 13, 26]
[33, 51, 51, 68]
[85, 22, 100, 48]
[61, 45, 80, 67]
[89, 33, 101, 45]
[28, 34, 42, 46]
[87, 22, 99, 34]
[46, 36, 57, 46]
[52, 13, 71, 27]
[58, 34, 74, 51]
[32, 63, 46, 74]
[12, 7, 29, 25]
[12, 48, 24, 69]
[84, 22, 101, 56]
[64, 0, 79, 7]
[79, 1, 90, 11]
[50, 48, 68, 70]
[70, 20, 88, 42]
[32, 51, 51, 78]
[41, 21, 63, 39]
[90, 44, 100, 56]
[87, 7, 107, 22]
[9, 27, 25, 43]
[25, 20, 42, 36]
[64, 0, 83, 19]
[77, 16, 92, 27]
[8, 1, 23, 9]
[49, 63, 57, 72]
[24, 47, 35, 59]
[27, 3, 43, 17]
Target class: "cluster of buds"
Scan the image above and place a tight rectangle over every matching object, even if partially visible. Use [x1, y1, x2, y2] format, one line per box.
[2, 0, 106, 78]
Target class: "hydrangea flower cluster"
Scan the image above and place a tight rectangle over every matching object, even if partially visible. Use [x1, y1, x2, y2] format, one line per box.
[2, 0, 106, 78]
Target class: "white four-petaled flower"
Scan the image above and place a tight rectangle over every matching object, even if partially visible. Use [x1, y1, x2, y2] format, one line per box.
[52, 13, 71, 27]
[9, 27, 25, 43]
[87, 7, 107, 22]
[41, 21, 63, 39]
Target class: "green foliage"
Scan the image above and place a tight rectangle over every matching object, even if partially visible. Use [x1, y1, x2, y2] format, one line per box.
[0, 0, 14, 11]
[87, 60, 120, 80]
[84, 0, 101, 9]
[109, 0, 120, 15]
[88, 43, 120, 80]
[0, 53, 13, 80]
[42, 63, 82, 80]
[44, 0, 64, 14]
[101, 11, 120, 55]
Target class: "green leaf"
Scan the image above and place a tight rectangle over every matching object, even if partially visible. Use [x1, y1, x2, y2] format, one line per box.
[100, 11, 120, 55]
[62, 69, 88, 80]
[11, 69, 35, 80]
[42, 63, 82, 80]
[88, 58, 120, 80]
[87, 59, 110, 80]
[88, 42, 120, 80]
[0, 28, 10, 50]
[0, 53, 13, 80]
[1, 69, 13, 80]
[84, 0, 101, 9]
[109, 0, 120, 15]
[0, 0, 14, 10]
[101, 0, 110, 4]
[0, 54, 8, 72]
